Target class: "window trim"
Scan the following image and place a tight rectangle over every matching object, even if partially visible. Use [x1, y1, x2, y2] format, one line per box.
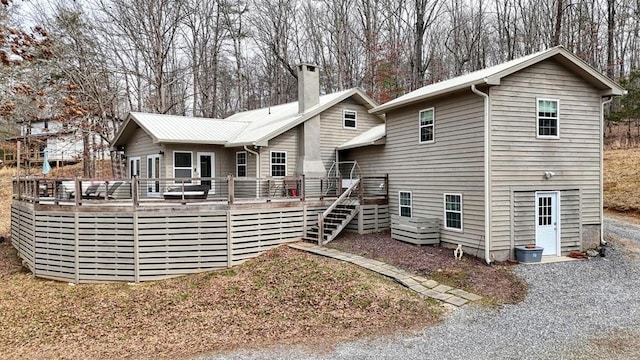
[236, 151, 247, 177]
[443, 193, 463, 232]
[399, 191, 412, 217]
[418, 107, 435, 144]
[270, 150, 287, 177]
[173, 150, 193, 183]
[536, 98, 560, 139]
[343, 109, 357, 129]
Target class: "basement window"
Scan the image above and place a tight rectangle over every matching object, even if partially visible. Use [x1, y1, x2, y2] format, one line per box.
[399, 191, 412, 217]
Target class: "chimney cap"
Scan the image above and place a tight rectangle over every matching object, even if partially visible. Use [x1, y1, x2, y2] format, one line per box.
[298, 63, 318, 71]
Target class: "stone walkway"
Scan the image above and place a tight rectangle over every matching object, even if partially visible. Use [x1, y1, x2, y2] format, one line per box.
[288, 242, 482, 307]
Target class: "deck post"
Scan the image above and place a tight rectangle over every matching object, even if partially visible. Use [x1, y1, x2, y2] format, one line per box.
[358, 176, 364, 204]
[226, 211, 232, 267]
[317, 213, 324, 245]
[132, 176, 139, 207]
[74, 212, 79, 284]
[300, 175, 305, 201]
[227, 175, 234, 204]
[34, 178, 40, 203]
[133, 211, 140, 283]
[74, 177, 81, 206]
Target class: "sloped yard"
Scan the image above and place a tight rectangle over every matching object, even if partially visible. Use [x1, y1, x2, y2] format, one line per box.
[0, 244, 441, 359]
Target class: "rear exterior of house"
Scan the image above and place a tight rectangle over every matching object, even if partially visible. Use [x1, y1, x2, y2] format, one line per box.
[113, 64, 384, 199]
[343, 91, 486, 254]
[489, 58, 604, 260]
[350, 47, 624, 261]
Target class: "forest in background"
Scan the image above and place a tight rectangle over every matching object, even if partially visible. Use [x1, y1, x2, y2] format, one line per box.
[1, 0, 640, 172]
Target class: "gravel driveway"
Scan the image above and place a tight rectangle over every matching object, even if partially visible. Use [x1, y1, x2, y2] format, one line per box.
[206, 216, 640, 360]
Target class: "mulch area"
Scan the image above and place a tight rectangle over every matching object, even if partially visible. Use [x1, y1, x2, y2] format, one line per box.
[327, 230, 527, 306]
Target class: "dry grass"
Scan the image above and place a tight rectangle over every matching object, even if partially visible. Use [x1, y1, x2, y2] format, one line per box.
[0, 166, 15, 237]
[0, 165, 442, 359]
[604, 149, 640, 212]
[0, 245, 441, 359]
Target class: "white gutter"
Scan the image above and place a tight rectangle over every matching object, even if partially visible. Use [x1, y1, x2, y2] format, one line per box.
[471, 84, 492, 265]
[600, 97, 613, 245]
[244, 145, 260, 198]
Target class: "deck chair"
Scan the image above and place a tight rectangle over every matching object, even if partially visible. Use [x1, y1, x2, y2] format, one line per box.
[89, 181, 123, 199]
[78, 183, 101, 199]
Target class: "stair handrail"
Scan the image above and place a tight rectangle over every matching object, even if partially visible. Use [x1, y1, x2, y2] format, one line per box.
[322, 178, 360, 218]
[318, 178, 360, 245]
[349, 161, 361, 180]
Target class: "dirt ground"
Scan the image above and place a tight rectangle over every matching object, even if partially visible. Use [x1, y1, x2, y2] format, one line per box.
[328, 231, 527, 306]
[0, 243, 442, 360]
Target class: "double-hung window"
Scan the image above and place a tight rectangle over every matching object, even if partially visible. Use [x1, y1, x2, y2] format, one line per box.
[174, 151, 192, 182]
[343, 110, 357, 129]
[236, 151, 247, 177]
[399, 191, 412, 217]
[537, 99, 559, 138]
[419, 108, 434, 143]
[270, 151, 286, 177]
[444, 193, 463, 231]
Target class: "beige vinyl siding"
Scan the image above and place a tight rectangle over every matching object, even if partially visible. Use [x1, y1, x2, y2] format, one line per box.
[490, 59, 602, 251]
[320, 99, 385, 171]
[229, 148, 257, 178]
[162, 144, 236, 180]
[513, 189, 580, 255]
[260, 127, 298, 176]
[125, 130, 163, 178]
[355, 92, 485, 250]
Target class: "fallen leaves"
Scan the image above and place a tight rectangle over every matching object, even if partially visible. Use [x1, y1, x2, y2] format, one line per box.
[0, 244, 442, 359]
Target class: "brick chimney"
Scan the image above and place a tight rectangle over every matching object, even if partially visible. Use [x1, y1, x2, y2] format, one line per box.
[297, 63, 319, 114]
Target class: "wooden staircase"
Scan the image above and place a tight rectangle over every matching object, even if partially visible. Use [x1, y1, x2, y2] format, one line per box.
[305, 179, 360, 245]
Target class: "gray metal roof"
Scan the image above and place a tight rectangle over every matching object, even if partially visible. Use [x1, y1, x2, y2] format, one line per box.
[128, 113, 249, 144]
[111, 88, 380, 149]
[225, 88, 377, 146]
[370, 46, 626, 115]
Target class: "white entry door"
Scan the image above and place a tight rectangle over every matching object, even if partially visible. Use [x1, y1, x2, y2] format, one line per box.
[535, 191, 560, 256]
[146, 154, 161, 196]
[197, 152, 215, 194]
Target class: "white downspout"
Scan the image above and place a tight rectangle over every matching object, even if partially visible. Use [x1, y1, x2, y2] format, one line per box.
[244, 145, 260, 198]
[600, 97, 613, 246]
[471, 84, 492, 265]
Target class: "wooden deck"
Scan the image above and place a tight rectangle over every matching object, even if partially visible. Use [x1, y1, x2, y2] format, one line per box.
[10, 175, 389, 283]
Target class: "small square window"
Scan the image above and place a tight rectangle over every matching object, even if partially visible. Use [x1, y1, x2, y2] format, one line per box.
[537, 99, 559, 138]
[399, 191, 412, 217]
[343, 110, 357, 129]
[444, 193, 463, 231]
[270, 151, 286, 177]
[419, 108, 434, 143]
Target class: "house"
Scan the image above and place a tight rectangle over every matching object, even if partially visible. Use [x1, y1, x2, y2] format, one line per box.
[2, 118, 85, 167]
[341, 46, 625, 262]
[110, 64, 385, 198]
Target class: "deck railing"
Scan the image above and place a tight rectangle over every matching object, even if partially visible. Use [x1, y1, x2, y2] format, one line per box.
[12, 174, 388, 206]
